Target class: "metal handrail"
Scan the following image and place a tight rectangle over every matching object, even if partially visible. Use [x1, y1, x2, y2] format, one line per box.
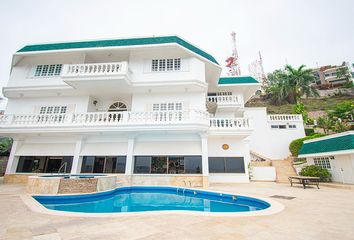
[58, 162, 67, 174]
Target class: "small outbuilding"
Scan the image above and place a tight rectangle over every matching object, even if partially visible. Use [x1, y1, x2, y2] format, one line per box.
[298, 131, 354, 184]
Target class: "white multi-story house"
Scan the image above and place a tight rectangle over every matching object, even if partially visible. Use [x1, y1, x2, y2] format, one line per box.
[0, 36, 305, 187]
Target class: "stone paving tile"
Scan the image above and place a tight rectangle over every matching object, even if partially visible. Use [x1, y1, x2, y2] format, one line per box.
[1, 182, 354, 240]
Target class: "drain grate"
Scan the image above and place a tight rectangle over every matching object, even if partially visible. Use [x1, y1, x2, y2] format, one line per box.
[270, 195, 296, 200]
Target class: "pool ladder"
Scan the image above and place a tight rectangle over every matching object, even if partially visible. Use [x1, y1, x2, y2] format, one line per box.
[58, 162, 67, 174]
[183, 180, 192, 187]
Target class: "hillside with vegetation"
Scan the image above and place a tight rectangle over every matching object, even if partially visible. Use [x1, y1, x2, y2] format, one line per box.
[247, 64, 354, 136]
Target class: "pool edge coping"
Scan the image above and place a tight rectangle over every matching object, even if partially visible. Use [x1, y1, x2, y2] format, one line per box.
[21, 185, 285, 218]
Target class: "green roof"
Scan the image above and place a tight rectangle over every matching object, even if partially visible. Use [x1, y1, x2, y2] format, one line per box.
[218, 76, 259, 85]
[299, 133, 354, 156]
[17, 36, 218, 65]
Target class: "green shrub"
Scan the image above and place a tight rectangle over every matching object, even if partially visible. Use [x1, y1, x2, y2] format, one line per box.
[304, 128, 315, 136]
[299, 165, 331, 182]
[289, 133, 326, 157]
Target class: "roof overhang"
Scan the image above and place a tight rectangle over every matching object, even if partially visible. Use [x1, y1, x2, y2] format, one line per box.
[298, 149, 354, 158]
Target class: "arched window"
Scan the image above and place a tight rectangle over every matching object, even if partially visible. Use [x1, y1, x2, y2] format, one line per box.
[108, 102, 127, 112]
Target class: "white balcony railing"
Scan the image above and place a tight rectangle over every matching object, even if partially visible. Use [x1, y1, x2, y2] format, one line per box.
[267, 114, 303, 122]
[0, 110, 209, 128]
[61, 61, 129, 78]
[209, 118, 251, 130]
[0, 111, 252, 132]
[206, 95, 243, 106]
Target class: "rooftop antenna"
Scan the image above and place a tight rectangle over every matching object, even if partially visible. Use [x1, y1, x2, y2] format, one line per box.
[225, 32, 241, 76]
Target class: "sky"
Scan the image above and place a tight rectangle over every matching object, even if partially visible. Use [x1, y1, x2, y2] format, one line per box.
[0, 0, 353, 104]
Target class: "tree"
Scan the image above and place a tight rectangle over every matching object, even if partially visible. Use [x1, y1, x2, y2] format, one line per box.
[292, 103, 308, 123]
[328, 101, 354, 122]
[265, 65, 319, 104]
[0, 138, 12, 156]
[317, 116, 333, 134]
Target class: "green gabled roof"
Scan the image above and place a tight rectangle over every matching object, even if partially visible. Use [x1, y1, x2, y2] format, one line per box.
[17, 36, 219, 65]
[299, 133, 354, 156]
[218, 76, 259, 85]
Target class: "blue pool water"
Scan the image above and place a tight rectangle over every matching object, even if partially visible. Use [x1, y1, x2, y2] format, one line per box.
[33, 186, 270, 213]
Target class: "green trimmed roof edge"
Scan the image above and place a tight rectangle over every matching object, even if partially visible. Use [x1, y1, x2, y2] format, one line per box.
[299, 134, 354, 155]
[218, 76, 259, 85]
[17, 36, 219, 65]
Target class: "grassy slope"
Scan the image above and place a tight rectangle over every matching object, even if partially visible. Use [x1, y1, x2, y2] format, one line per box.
[245, 95, 353, 114]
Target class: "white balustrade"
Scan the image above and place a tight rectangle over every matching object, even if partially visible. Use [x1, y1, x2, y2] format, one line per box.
[0, 111, 251, 131]
[209, 118, 251, 130]
[206, 95, 242, 105]
[267, 114, 303, 122]
[61, 62, 128, 78]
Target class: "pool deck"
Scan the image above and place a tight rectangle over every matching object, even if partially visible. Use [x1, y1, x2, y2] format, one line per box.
[1, 181, 354, 240]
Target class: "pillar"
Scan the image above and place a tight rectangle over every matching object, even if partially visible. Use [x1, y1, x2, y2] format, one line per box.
[243, 138, 251, 182]
[5, 140, 21, 174]
[71, 139, 83, 174]
[125, 137, 135, 184]
[200, 134, 209, 188]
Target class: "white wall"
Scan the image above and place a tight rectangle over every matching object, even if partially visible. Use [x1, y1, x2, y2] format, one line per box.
[5, 96, 91, 114]
[131, 92, 206, 112]
[245, 107, 305, 160]
[307, 154, 354, 184]
[251, 167, 276, 181]
[129, 49, 206, 83]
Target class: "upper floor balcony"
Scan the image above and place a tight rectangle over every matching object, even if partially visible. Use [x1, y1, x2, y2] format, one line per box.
[61, 61, 131, 95]
[267, 114, 303, 122]
[206, 94, 244, 114]
[0, 110, 252, 136]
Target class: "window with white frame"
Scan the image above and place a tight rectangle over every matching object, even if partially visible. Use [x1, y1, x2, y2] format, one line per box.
[152, 103, 183, 111]
[39, 106, 68, 114]
[271, 124, 296, 129]
[34, 64, 62, 77]
[313, 156, 333, 169]
[151, 58, 181, 72]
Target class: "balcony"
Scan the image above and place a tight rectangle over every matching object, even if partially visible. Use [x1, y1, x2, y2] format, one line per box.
[61, 61, 131, 95]
[267, 114, 303, 122]
[0, 111, 252, 135]
[206, 95, 244, 113]
[209, 117, 252, 136]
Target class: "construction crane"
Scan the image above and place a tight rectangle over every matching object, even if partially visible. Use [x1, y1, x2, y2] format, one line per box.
[225, 32, 241, 76]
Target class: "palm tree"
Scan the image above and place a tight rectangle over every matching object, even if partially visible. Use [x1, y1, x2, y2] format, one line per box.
[284, 65, 319, 103]
[266, 65, 319, 104]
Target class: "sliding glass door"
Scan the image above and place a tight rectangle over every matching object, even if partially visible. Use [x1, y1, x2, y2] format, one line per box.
[81, 156, 126, 174]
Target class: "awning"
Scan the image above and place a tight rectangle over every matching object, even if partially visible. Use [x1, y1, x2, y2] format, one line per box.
[134, 141, 201, 155]
[80, 142, 127, 156]
[15, 143, 76, 156]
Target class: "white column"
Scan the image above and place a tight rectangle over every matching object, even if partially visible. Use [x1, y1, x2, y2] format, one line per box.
[243, 138, 251, 182]
[5, 140, 22, 174]
[125, 137, 135, 175]
[71, 140, 83, 174]
[201, 135, 209, 176]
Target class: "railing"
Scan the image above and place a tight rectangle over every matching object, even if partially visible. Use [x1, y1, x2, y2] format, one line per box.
[209, 118, 251, 130]
[0, 110, 209, 127]
[61, 61, 128, 78]
[267, 114, 303, 122]
[0, 111, 252, 132]
[206, 95, 242, 105]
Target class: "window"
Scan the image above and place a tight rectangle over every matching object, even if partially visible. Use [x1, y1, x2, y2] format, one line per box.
[208, 157, 245, 173]
[134, 156, 202, 174]
[151, 58, 181, 72]
[289, 125, 296, 129]
[152, 103, 183, 111]
[39, 106, 67, 114]
[81, 156, 126, 173]
[313, 157, 332, 169]
[271, 124, 296, 129]
[16, 156, 73, 173]
[108, 102, 127, 112]
[34, 64, 62, 77]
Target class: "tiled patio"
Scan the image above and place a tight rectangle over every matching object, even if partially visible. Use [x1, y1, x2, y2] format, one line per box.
[0, 181, 354, 240]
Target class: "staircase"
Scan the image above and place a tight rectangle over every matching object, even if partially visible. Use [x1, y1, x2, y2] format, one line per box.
[271, 157, 297, 183]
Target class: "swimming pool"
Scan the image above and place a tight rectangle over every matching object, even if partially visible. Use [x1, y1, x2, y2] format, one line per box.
[33, 186, 271, 213]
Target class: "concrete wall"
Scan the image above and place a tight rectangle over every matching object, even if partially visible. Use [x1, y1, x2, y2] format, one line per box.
[245, 108, 305, 160]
